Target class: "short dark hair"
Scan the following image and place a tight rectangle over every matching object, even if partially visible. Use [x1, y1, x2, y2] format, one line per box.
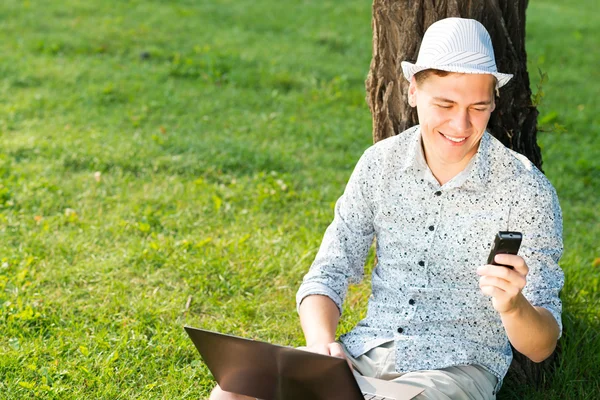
[413, 69, 498, 95]
[413, 69, 452, 86]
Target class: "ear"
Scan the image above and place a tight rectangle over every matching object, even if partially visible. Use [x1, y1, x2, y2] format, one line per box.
[408, 77, 418, 107]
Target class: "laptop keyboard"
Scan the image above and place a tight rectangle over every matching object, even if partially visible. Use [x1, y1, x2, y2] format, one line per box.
[362, 393, 393, 400]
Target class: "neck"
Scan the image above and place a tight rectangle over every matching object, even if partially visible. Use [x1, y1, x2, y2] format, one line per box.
[421, 141, 475, 186]
[428, 162, 464, 186]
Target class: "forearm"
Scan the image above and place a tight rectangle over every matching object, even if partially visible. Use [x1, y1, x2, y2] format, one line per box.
[299, 295, 340, 346]
[500, 294, 560, 363]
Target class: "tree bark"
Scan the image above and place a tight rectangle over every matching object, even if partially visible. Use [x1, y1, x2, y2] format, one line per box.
[366, 0, 555, 388]
[366, 0, 543, 171]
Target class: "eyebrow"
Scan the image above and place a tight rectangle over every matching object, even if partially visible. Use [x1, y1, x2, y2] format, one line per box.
[432, 97, 493, 106]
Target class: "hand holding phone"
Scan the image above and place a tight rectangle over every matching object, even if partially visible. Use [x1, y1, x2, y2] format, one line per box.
[486, 231, 522, 269]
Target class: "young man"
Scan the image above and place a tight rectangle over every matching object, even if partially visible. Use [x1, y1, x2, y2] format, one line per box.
[211, 18, 564, 400]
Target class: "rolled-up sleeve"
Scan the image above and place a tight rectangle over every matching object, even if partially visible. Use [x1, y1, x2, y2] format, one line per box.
[515, 177, 564, 338]
[296, 149, 377, 314]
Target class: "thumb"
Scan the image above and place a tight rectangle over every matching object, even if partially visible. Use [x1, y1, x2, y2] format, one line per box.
[328, 343, 353, 370]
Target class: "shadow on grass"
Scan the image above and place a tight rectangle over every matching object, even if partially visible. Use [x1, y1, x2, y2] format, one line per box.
[499, 304, 600, 399]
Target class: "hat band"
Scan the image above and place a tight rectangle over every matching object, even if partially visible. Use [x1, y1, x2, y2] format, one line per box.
[416, 51, 496, 71]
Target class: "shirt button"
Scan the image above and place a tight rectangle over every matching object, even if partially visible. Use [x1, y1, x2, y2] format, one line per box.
[409, 299, 415, 305]
[434, 191, 442, 196]
[418, 260, 425, 267]
[397, 327, 404, 334]
[428, 225, 435, 231]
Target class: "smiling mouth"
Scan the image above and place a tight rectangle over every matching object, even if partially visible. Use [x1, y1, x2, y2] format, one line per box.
[440, 132, 467, 143]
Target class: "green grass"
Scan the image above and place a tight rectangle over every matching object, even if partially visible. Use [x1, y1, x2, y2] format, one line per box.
[0, 0, 598, 398]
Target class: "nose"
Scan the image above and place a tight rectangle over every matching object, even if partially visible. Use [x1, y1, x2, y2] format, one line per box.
[450, 108, 471, 133]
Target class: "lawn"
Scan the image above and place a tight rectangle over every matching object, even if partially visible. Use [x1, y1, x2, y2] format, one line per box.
[0, 0, 598, 398]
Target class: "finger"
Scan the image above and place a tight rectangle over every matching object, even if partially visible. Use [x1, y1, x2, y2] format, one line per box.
[328, 343, 353, 370]
[480, 284, 519, 311]
[477, 265, 527, 289]
[480, 284, 507, 299]
[494, 254, 529, 275]
[328, 343, 345, 358]
[302, 344, 330, 356]
[479, 276, 521, 296]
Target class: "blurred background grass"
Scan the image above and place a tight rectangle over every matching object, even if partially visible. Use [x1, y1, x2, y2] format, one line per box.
[0, 0, 598, 398]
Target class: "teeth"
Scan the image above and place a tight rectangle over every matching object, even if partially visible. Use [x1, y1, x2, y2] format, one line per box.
[442, 134, 466, 143]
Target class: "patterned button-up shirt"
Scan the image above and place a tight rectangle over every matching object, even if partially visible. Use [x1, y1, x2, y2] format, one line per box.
[296, 126, 564, 391]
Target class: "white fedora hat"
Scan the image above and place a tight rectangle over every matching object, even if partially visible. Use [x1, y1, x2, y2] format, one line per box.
[401, 18, 513, 88]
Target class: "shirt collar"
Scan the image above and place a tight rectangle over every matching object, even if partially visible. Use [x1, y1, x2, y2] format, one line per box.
[398, 126, 424, 172]
[399, 126, 491, 191]
[462, 131, 491, 191]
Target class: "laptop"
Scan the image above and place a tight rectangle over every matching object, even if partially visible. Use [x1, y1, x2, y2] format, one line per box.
[184, 326, 424, 400]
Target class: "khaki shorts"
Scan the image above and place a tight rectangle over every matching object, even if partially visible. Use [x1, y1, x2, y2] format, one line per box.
[341, 341, 498, 400]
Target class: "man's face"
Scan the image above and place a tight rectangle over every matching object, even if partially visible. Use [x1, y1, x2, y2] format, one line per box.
[409, 73, 496, 169]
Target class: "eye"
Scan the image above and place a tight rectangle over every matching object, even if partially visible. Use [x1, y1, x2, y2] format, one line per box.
[472, 108, 487, 112]
[435, 104, 452, 109]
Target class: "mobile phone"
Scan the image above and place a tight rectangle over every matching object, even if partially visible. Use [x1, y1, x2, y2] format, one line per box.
[486, 231, 522, 269]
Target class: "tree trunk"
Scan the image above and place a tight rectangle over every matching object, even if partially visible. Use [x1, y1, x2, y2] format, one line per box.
[366, 0, 543, 171]
[366, 0, 555, 388]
